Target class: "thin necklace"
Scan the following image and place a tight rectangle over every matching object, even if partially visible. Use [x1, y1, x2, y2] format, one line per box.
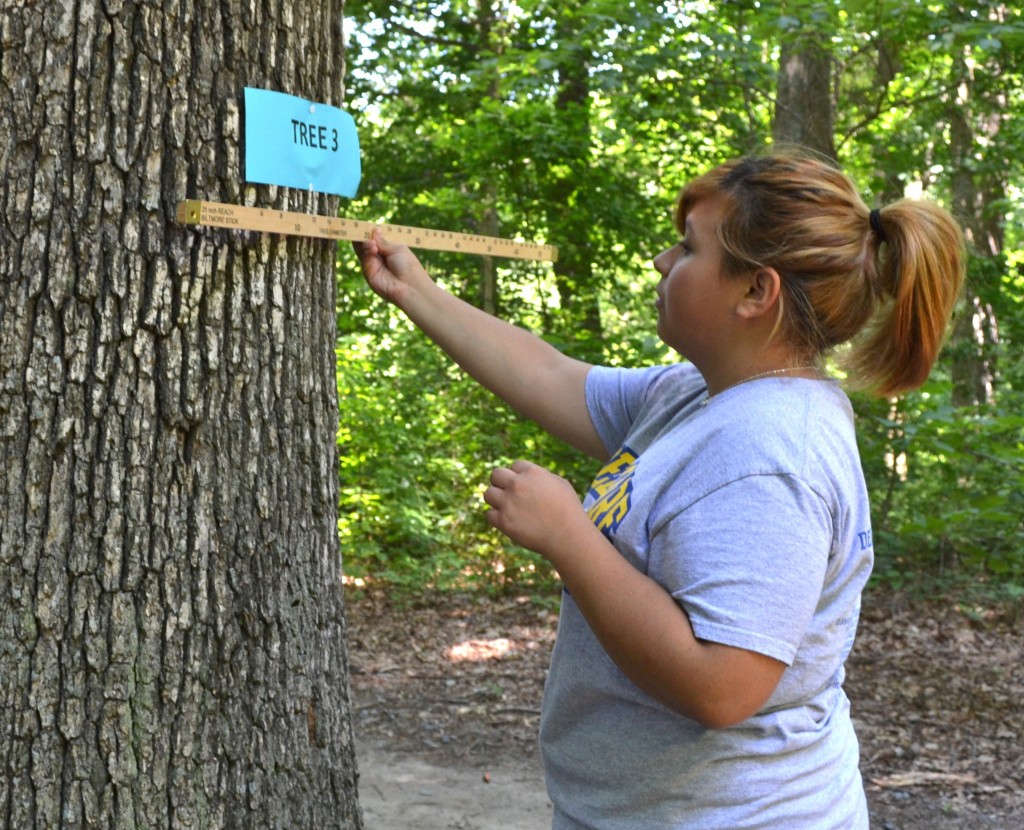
[701, 366, 818, 407]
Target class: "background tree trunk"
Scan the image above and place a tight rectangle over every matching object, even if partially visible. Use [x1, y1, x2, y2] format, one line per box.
[475, 0, 501, 317]
[0, 2, 362, 827]
[773, 33, 836, 159]
[546, 10, 603, 358]
[948, 50, 1002, 408]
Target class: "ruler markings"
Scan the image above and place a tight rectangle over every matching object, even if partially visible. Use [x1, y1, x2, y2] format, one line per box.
[176, 199, 557, 262]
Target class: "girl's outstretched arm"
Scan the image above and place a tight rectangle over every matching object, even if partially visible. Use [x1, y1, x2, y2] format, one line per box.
[356, 229, 608, 460]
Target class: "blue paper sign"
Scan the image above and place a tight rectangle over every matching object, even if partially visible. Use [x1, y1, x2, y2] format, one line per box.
[243, 88, 361, 198]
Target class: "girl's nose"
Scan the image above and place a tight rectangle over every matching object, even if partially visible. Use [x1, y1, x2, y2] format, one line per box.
[653, 247, 673, 277]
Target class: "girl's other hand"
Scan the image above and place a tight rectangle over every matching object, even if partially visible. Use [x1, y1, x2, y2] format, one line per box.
[484, 460, 591, 563]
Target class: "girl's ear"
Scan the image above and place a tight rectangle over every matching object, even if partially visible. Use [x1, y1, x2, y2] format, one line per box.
[737, 267, 782, 320]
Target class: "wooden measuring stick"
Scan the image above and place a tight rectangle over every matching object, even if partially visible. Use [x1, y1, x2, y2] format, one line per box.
[176, 199, 558, 262]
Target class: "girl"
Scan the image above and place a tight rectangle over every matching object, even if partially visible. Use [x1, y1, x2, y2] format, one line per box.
[356, 149, 965, 829]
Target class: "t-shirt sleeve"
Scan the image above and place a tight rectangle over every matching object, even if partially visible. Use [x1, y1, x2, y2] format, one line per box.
[585, 364, 673, 455]
[649, 473, 833, 665]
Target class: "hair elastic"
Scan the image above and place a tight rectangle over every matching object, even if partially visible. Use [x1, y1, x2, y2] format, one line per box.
[869, 208, 887, 243]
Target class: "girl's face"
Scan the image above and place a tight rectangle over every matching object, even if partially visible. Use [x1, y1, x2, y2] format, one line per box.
[653, 195, 746, 368]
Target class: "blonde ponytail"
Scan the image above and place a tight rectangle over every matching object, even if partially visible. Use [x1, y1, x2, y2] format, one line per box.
[842, 200, 966, 395]
[676, 150, 966, 396]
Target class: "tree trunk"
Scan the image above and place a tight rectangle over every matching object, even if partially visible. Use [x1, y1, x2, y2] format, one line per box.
[1, 2, 362, 828]
[475, 0, 501, 317]
[773, 33, 836, 159]
[479, 199, 501, 316]
[546, 12, 603, 357]
[948, 51, 1002, 408]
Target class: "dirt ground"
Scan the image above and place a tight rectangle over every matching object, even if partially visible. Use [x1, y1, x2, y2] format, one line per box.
[347, 588, 1023, 829]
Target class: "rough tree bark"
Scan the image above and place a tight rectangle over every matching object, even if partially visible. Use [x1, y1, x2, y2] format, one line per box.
[1, 2, 362, 827]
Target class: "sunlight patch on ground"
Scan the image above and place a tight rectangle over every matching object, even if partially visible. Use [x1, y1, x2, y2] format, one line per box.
[446, 638, 514, 663]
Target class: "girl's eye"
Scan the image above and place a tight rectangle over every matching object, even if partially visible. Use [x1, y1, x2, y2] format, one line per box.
[678, 239, 692, 254]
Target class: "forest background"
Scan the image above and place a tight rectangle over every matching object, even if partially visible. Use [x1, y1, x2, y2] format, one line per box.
[336, 0, 1024, 612]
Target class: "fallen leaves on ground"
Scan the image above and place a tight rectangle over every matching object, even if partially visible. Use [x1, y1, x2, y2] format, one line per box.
[845, 595, 1023, 827]
[347, 587, 1023, 829]
[348, 592, 555, 763]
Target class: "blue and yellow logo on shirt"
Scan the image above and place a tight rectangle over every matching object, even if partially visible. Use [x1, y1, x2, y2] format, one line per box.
[586, 446, 638, 537]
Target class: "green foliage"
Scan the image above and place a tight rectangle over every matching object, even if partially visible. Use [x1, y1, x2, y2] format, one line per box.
[856, 381, 1024, 597]
[857, 249, 1024, 603]
[336, 250, 593, 595]
[338, 0, 1024, 606]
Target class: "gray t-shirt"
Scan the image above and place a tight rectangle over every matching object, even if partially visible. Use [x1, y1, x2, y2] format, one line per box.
[540, 363, 872, 829]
